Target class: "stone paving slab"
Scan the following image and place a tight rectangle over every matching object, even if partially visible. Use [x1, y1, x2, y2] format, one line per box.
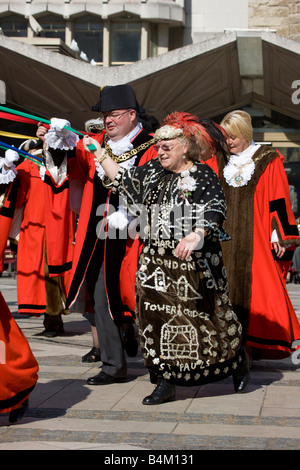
[0, 276, 300, 451]
[0, 441, 147, 450]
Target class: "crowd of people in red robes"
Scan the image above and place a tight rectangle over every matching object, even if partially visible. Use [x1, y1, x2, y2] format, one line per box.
[1, 85, 300, 420]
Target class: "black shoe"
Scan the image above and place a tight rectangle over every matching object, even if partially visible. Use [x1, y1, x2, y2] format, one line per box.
[82, 347, 101, 363]
[86, 371, 127, 385]
[234, 371, 251, 393]
[233, 353, 251, 393]
[44, 329, 64, 337]
[142, 379, 176, 405]
[9, 399, 29, 424]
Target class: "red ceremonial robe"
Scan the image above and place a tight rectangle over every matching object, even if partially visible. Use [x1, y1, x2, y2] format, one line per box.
[206, 148, 300, 359]
[0, 292, 38, 413]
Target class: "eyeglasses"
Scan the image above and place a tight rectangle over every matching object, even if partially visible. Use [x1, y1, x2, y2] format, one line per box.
[103, 110, 131, 120]
[154, 142, 179, 152]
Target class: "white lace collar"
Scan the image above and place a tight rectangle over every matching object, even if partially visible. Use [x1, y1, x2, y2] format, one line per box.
[223, 141, 261, 187]
[0, 158, 18, 184]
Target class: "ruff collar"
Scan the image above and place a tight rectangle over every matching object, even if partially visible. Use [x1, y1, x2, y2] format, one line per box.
[223, 141, 261, 187]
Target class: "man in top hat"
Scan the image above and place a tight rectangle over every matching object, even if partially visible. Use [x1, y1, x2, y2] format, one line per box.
[65, 84, 158, 384]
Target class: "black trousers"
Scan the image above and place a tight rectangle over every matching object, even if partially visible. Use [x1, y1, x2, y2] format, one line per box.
[86, 258, 127, 378]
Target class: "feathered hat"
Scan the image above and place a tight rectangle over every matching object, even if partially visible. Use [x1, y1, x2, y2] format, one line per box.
[154, 111, 214, 150]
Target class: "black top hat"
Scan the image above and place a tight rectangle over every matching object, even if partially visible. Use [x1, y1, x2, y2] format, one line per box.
[91, 84, 145, 113]
[19, 138, 44, 152]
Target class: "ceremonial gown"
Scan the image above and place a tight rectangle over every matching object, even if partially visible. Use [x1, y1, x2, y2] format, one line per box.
[0, 292, 38, 414]
[0, 159, 75, 316]
[111, 159, 244, 385]
[206, 145, 300, 359]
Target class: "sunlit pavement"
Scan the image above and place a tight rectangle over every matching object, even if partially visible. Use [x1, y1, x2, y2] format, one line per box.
[0, 274, 299, 451]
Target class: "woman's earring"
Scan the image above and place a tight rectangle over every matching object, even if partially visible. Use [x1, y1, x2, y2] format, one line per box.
[182, 155, 186, 160]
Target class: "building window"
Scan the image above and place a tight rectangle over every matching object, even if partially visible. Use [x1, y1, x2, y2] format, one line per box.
[39, 14, 66, 41]
[149, 23, 158, 57]
[74, 16, 103, 63]
[111, 21, 141, 64]
[0, 14, 28, 37]
[169, 26, 184, 51]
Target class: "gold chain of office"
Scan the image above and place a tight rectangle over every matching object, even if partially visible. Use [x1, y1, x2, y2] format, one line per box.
[101, 135, 155, 188]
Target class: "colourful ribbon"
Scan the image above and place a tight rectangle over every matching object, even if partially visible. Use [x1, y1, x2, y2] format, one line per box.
[0, 106, 98, 150]
[0, 105, 85, 136]
[0, 105, 97, 152]
[0, 130, 39, 140]
[0, 111, 45, 126]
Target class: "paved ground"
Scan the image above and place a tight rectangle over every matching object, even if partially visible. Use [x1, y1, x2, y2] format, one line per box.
[0, 273, 300, 453]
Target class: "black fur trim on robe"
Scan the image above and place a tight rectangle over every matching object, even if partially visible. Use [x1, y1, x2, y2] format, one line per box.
[217, 146, 278, 339]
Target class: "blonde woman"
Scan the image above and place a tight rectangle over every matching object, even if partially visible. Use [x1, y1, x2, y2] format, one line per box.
[211, 110, 300, 363]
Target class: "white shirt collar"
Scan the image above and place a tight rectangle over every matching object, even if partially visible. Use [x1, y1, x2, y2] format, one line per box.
[107, 123, 142, 156]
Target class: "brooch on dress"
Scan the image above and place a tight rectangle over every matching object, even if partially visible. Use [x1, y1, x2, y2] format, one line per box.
[223, 156, 255, 187]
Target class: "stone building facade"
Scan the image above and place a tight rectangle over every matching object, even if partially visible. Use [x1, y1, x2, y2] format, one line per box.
[1, 1, 300, 66]
[249, 0, 300, 42]
[1, 1, 300, 216]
